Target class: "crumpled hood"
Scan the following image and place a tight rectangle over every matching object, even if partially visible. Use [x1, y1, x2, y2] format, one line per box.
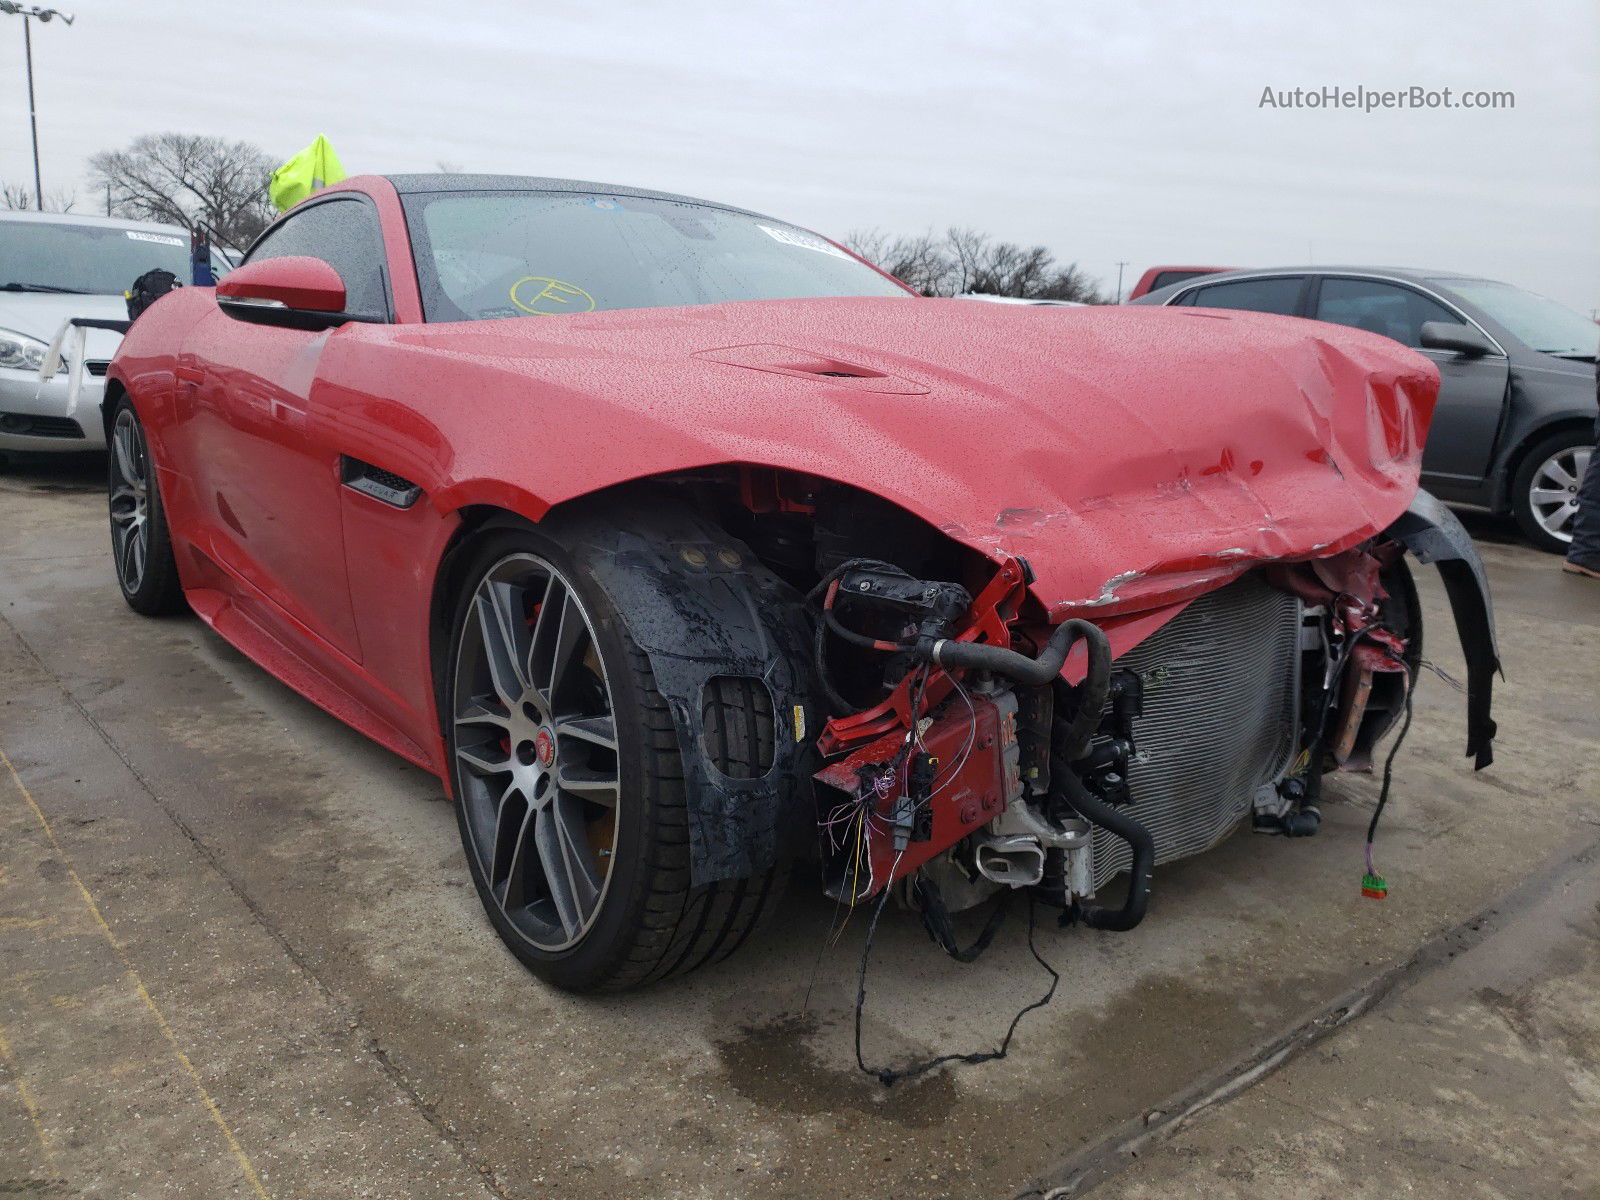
[358, 296, 1439, 617]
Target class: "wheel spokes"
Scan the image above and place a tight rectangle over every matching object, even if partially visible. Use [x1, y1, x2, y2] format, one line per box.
[474, 580, 532, 708]
[109, 483, 139, 520]
[555, 713, 617, 752]
[528, 581, 589, 715]
[109, 415, 153, 594]
[1539, 459, 1577, 490]
[124, 527, 146, 590]
[452, 552, 619, 951]
[533, 794, 603, 938]
[113, 421, 142, 488]
[457, 739, 511, 778]
[556, 764, 620, 808]
[493, 786, 535, 908]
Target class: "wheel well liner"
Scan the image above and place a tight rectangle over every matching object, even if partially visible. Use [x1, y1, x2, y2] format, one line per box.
[429, 492, 817, 886]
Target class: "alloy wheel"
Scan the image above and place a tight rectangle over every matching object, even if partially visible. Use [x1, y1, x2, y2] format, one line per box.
[451, 553, 622, 952]
[1528, 445, 1591, 545]
[109, 409, 151, 594]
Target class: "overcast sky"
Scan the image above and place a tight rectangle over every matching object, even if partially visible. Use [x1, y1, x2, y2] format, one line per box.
[3, 0, 1596, 310]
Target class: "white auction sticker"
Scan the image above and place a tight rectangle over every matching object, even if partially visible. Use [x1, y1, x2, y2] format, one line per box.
[125, 231, 185, 247]
[757, 223, 851, 260]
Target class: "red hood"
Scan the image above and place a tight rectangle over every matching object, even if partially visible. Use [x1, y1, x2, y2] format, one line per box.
[355, 297, 1438, 618]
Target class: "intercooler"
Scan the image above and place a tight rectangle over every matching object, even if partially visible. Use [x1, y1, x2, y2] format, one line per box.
[1087, 572, 1301, 890]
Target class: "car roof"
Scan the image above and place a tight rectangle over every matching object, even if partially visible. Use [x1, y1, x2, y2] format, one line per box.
[0, 209, 191, 236]
[381, 173, 764, 218]
[1164, 265, 1495, 286]
[1129, 264, 1509, 308]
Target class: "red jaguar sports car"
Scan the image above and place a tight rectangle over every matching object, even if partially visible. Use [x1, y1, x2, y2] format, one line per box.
[105, 175, 1498, 993]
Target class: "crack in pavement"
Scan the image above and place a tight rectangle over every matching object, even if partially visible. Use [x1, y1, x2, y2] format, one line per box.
[1015, 833, 1600, 1198]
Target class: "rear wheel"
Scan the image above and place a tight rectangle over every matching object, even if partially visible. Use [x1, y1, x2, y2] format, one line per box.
[444, 527, 784, 992]
[108, 399, 185, 615]
[1512, 428, 1592, 553]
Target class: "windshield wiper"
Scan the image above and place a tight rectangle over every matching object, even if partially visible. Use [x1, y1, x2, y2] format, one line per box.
[2, 281, 90, 294]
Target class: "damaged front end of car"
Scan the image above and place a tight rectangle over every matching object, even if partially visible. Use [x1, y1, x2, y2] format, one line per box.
[555, 468, 1497, 940]
[804, 488, 1497, 936]
[509, 301, 1498, 1028]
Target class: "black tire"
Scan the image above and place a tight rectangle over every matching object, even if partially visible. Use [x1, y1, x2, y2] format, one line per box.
[1511, 427, 1592, 554]
[108, 398, 186, 615]
[444, 526, 785, 992]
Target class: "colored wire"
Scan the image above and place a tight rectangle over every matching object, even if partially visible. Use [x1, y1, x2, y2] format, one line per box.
[853, 888, 1060, 1087]
[1364, 661, 1415, 878]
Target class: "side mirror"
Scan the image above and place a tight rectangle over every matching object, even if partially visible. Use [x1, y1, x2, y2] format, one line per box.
[1419, 320, 1495, 357]
[217, 256, 350, 329]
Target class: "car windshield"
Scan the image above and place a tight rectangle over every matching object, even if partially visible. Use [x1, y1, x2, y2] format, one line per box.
[0, 220, 200, 295]
[1441, 279, 1599, 358]
[403, 190, 909, 321]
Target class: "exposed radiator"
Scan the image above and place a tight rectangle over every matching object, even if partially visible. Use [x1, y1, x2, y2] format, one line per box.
[1088, 572, 1301, 889]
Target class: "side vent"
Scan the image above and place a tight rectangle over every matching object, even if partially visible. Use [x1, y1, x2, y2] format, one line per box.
[340, 456, 422, 509]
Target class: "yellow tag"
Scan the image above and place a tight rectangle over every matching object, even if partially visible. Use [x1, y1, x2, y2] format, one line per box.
[509, 276, 596, 315]
[792, 705, 806, 743]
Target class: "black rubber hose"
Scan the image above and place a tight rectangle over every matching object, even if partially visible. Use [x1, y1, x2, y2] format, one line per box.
[1054, 623, 1112, 762]
[931, 618, 1110, 693]
[1051, 765, 1153, 932]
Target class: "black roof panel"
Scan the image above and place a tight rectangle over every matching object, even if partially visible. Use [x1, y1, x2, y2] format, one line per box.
[382, 173, 761, 218]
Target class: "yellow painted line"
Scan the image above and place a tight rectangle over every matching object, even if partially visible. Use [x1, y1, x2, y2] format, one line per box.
[0, 1023, 54, 1163]
[0, 747, 270, 1199]
[0, 916, 55, 931]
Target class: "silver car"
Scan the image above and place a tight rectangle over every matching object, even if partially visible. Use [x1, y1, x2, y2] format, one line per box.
[0, 211, 217, 456]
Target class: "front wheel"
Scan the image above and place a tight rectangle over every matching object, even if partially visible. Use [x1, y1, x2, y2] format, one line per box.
[108, 399, 185, 615]
[1512, 428, 1593, 554]
[444, 527, 784, 992]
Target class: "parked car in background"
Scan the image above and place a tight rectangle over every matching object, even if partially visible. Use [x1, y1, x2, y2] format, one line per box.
[0, 211, 223, 459]
[1132, 267, 1599, 552]
[1126, 265, 1233, 300]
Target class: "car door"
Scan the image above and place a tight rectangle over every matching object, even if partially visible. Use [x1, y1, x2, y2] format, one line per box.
[1310, 276, 1509, 484]
[183, 196, 393, 661]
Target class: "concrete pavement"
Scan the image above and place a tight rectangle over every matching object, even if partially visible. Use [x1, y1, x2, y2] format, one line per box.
[0, 452, 1595, 1198]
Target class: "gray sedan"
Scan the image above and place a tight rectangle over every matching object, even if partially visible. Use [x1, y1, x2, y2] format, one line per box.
[1132, 268, 1597, 552]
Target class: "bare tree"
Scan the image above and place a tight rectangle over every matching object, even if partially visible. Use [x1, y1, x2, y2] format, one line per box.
[1, 181, 76, 212]
[847, 225, 1111, 303]
[89, 133, 277, 252]
[842, 228, 950, 296]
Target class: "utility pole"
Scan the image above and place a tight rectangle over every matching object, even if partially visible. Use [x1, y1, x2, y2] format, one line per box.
[0, 4, 76, 211]
[1115, 261, 1129, 304]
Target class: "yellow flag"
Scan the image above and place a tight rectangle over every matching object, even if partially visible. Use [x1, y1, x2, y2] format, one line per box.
[269, 135, 348, 212]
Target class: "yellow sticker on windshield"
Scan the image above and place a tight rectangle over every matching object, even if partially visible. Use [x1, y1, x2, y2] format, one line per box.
[510, 276, 596, 315]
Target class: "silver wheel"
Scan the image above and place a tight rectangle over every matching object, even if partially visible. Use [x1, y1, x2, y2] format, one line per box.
[451, 553, 621, 952]
[109, 408, 151, 594]
[1528, 444, 1591, 545]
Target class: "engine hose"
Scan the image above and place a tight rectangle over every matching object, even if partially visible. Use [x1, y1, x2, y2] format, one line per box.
[1055, 623, 1112, 762]
[931, 617, 1111, 694]
[1051, 764, 1154, 932]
